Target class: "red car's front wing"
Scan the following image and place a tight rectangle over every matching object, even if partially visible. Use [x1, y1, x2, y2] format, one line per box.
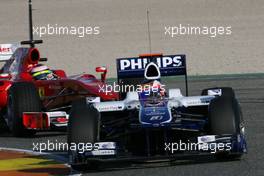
[22, 111, 68, 130]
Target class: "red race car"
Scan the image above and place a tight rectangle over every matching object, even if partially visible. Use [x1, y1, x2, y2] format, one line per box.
[0, 0, 118, 137]
[0, 43, 117, 137]
[0, 41, 118, 136]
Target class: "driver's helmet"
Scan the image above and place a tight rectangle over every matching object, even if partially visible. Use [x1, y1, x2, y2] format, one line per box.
[139, 80, 165, 100]
[31, 64, 56, 80]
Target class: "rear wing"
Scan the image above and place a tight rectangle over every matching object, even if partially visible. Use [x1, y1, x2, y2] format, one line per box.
[0, 43, 20, 61]
[116, 54, 189, 96]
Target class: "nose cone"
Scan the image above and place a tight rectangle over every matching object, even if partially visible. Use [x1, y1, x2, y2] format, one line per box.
[144, 62, 160, 80]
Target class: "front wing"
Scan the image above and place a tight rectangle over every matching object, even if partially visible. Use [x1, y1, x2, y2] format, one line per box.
[69, 133, 247, 165]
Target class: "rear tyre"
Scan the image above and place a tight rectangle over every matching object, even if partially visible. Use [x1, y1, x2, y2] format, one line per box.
[68, 98, 100, 171]
[0, 113, 8, 134]
[7, 82, 41, 137]
[202, 87, 235, 98]
[208, 96, 243, 159]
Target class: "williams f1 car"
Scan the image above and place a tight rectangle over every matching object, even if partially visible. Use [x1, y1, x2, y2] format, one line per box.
[0, 1, 118, 137]
[68, 53, 247, 170]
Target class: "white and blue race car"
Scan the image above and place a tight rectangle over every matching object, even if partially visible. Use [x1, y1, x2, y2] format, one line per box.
[67, 53, 247, 170]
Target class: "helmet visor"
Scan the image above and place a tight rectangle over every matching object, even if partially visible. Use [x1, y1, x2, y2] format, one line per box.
[32, 70, 52, 80]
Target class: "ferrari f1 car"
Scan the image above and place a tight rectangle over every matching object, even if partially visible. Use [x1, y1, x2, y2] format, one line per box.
[68, 53, 247, 169]
[0, 1, 118, 137]
[0, 44, 117, 137]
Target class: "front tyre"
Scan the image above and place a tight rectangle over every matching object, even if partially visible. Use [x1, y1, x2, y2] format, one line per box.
[208, 96, 244, 159]
[68, 98, 100, 171]
[7, 82, 41, 137]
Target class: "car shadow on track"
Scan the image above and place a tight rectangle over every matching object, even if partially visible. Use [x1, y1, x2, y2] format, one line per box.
[0, 131, 66, 138]
[78, 155, 242, 174]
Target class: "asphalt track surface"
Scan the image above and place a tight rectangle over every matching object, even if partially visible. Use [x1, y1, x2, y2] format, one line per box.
[0, 76, 263, 176]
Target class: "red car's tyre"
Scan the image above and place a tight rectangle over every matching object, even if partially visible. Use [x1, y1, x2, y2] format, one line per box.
[0, 113, 8, 133]
[7, 82, 41, 137]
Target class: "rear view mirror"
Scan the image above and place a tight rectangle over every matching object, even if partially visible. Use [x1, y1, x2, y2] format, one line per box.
[95, 66, 107, 83]
[0, 73, 11, 79]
